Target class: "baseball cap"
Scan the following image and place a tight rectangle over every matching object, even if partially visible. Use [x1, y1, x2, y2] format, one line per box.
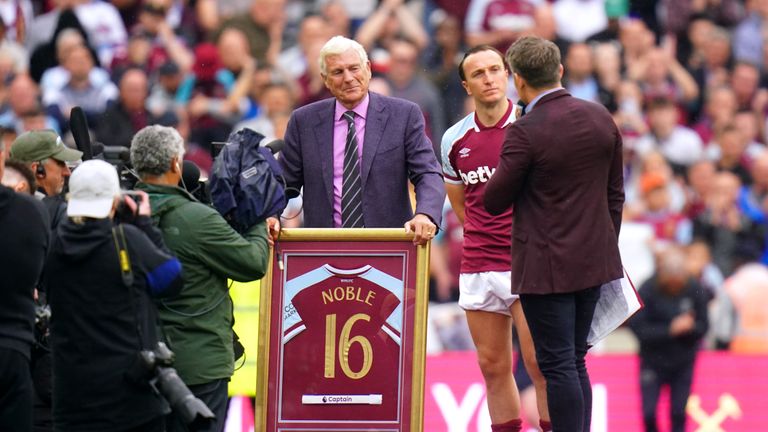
[10, 130, 82, 163]
[158, 61, 180, 76]
[67, 160, 120, 218]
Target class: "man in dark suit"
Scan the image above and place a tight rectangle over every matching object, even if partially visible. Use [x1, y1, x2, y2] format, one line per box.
[275, 36, 445, 244]
[484, 36, 624, 432]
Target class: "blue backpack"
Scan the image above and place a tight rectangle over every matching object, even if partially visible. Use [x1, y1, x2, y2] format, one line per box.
[209, 128, 287, 233]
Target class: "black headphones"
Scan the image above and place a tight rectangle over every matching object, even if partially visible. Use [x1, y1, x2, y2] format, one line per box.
[35, 161, 46, 178]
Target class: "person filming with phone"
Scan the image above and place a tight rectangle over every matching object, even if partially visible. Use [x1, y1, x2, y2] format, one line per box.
[44, 159, 187, 432]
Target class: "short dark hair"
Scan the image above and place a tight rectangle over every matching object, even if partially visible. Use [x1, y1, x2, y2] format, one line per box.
[4, 159, 37, 194]
[645, 96, 676, 111]
[458, 45, 507, 81]
[505, 36, 561, 89]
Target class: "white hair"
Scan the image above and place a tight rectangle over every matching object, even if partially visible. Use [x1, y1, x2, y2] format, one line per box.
[318, 36, 368, 76]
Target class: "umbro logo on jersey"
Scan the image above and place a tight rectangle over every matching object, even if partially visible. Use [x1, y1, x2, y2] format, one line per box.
[459, 147, 471, 158]
[459, 166, 495, 185]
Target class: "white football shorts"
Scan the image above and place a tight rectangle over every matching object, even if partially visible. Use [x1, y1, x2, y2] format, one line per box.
[458, 271, 519, 316]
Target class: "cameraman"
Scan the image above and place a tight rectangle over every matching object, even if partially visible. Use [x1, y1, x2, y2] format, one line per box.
[44, 160, 183, 432]
[131, 125, 269, 432]
[8, 130, 82, 230]
[0, 136, 49, 432]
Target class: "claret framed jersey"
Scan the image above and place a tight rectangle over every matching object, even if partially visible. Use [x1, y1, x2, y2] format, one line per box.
[256, 229, 431, 432]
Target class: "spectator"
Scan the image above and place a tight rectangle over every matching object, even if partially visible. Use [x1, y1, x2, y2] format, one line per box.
[39, 29, 110, 98]
[0, 135, 49, 432]
[733, 110, 767, 161]
[694, 172, 763, 276]
[147, 62, 184, 118]
[625, 150, 688, 216]
[552, 0, 607, 42]
[733, 0, 768, 66]
[686, 240, 725, 302]
[28, 0, 126, 68]
[234, 82, 294, 140]
[0, 0, 32, 43]
[562, 43, 602, 103]
[386, 39, 446, 158]
[619, 18, 655, 72]
[730, 61, 761, 111]
[681, 17, 714, 70]
[0, 75, 60, 134]
[0, 14, 29, 73]
[659, 0, 742, 38]
[355, 0, 429, 52]
[738, 152, 768, 261]
[635, 97, 704, 172]
[424, 11, 468, 126]
[45, 160, 182, 432]
[592, 42, 621, 108]
[629, 246, 709, 432]
[217, 0, 285, 67]
[684, 160, 717, 220]
[708, 124, 753, 186]
[629, 46, 700, 108]
[43, 44, 118, 131]
[178, 42, 255, 151]
[693, 86, 737, 145]
[464, 0, 539, 54]
[96, 68, 166, 149]
[632, 171, 689, 245]
[195, 0, 252, 35]
[614, 79, 648, 139]
[321, 1, 352, 39]
[132, 0, 194, 75]
[690, 26, 732, 96]
[296, 40, 332, 107]
[131, 125, 269, 432]
[277, 15, 331, 80]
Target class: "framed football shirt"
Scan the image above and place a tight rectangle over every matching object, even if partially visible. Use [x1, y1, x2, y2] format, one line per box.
[256, 229, 431, 431]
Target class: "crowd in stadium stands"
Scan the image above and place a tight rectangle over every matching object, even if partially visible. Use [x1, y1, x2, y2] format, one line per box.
[0, 0, 767, 355]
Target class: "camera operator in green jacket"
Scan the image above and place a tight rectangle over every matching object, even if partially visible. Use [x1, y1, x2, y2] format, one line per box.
[131, 125, 269, 432]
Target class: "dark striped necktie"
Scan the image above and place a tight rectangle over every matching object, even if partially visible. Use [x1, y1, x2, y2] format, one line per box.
[342, 111, 364, 228]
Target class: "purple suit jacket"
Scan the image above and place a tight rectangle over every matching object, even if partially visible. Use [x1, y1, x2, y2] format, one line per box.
[484, 90, 624, 294]
[281, 92, 445, 228]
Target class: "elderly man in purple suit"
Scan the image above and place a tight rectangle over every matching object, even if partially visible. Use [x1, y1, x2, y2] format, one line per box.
[484, 36, 624, 432]
[273, 36, 445, 244]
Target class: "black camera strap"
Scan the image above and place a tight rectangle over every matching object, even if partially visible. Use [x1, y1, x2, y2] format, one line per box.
[112, 224, 134, 287]
[112, 225, 147, 348]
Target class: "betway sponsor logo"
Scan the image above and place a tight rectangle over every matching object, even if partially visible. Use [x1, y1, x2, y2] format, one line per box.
[459, 166, 495, 185]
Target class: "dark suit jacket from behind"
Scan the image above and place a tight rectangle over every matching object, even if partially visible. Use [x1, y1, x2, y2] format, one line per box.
[280, 92, 445, 228]
[484, 89, 624, 294]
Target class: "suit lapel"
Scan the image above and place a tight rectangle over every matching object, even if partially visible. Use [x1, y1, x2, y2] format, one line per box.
[361, 93, 389, 185]
[312, 99, 336, 209]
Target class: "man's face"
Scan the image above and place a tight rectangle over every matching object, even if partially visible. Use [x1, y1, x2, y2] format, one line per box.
[565, 44, 593, 80]
[36, 158, 71, 196]
[65, 47, 93, 81]
[323, 49, 371, 109]
[120, 71, 148, 112]
[461, 49, 508, 106]
[387, 42, 418, 87]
